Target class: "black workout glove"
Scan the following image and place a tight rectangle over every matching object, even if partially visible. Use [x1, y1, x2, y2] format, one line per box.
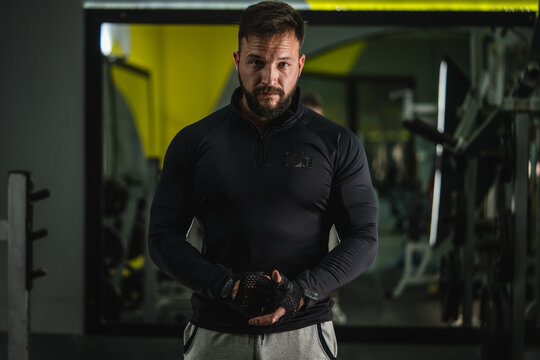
[271, 272, 304, 320]
[227, 272, 275, 317]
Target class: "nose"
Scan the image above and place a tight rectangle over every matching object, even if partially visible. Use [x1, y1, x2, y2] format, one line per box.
[261, 64, 277, 86]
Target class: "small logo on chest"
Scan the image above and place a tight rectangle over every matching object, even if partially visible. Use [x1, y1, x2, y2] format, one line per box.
[284, 152, 313, 169]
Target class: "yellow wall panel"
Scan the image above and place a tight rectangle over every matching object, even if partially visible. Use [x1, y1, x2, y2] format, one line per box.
[161, 25, 238, 150]
[113, 24, 239, 161]
[110, 66, 151, 156]
[304, 41, 366, 75]
[125, 25, 164, 158]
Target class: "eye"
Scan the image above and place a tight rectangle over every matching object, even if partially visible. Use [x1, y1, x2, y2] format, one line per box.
[279, 62, 290, 69]
[248, 59, 264, 67]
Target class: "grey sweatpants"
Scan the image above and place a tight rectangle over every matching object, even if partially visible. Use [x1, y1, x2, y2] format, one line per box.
[183, 321, 338, 360]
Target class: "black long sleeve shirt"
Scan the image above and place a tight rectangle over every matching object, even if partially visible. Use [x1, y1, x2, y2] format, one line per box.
[149, 87, 378, 333]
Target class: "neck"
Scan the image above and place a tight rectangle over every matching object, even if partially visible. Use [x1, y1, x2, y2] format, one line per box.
[240, 96, 271, 135]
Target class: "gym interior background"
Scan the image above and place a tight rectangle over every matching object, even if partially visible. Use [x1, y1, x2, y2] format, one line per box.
[2, 1, 540, 359]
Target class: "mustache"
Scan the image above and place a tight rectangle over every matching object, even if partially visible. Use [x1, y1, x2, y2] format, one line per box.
[252, 86, 284, 97]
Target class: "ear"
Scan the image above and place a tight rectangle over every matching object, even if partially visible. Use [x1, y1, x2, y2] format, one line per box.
[233, 50, 240, 71]
[298, 54, 306, 76]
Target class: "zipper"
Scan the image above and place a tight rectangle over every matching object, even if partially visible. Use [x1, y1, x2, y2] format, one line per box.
[240, 115, 268, 167]
[256, 128, 276, 166]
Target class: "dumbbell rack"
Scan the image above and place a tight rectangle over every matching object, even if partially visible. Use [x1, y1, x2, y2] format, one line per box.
[0, 171, 49, 360]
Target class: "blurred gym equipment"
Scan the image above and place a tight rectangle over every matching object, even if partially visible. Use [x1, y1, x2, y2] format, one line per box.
[401, 18, 540, 359]
[101, 58, 154, 321]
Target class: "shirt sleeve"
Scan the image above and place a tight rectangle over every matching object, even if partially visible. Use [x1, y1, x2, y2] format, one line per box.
[148, 129, 230, 299]
[295, 130, 378, 304]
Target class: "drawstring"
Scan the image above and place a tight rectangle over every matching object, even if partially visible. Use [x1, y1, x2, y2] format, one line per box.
[260, 334, 265, 345]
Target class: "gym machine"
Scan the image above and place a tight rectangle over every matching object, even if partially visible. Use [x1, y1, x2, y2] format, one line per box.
[403, 18, 540, 360]
[0, 171, 49, 360]
[101, 58, 152, 321]
[387, 88, 438, 299]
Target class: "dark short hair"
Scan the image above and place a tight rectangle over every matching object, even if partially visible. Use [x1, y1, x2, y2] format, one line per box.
[238, 1, 306, 52]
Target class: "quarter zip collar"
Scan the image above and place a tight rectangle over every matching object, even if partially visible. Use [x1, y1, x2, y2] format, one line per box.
[230, 86, 305, 131]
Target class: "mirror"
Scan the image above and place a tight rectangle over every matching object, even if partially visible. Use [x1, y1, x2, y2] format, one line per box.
[85, 9, 539, 343]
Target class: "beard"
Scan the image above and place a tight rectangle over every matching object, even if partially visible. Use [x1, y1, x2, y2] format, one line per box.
[238, 73, 296, 120]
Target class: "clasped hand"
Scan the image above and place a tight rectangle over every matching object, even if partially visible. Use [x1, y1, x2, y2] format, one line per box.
[229, 269, 305, 327]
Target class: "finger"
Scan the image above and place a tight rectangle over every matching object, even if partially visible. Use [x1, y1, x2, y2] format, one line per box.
[230, 280, 240, 300]
[272, 270, 282, 284]
[248, 307, 285, 326]
[248, 314, 273, 326]
[271, 307, 286, 323]
[248, 307, 286, 326]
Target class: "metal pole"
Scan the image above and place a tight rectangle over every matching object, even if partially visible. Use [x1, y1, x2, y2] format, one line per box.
[7, 172, 29, 360]
[533, 124, 540, 328]
[462, 158, 477, 328]
[0, 219, 7, 240]
[536, 121, 540, 327]
[512, 113, 529, 360]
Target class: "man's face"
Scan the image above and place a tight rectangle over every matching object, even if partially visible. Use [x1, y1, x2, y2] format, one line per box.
[233, 31, 305, 120]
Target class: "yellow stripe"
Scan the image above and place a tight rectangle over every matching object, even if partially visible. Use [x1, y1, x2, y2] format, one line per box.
[121, 255, 145, 277]
[127, 255, 145, 270]
[364, 130, 411, 141]
[304, 1, 538, 12]
[304, 41, 366, 75]
[122, 255, 144, 278]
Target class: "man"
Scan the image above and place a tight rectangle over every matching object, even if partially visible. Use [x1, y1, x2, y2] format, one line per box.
[302, 92, 325, 116]
[149, 1, 378, 359]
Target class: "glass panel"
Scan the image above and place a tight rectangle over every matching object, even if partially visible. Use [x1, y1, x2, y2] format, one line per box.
[96, 23, 540, 337]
